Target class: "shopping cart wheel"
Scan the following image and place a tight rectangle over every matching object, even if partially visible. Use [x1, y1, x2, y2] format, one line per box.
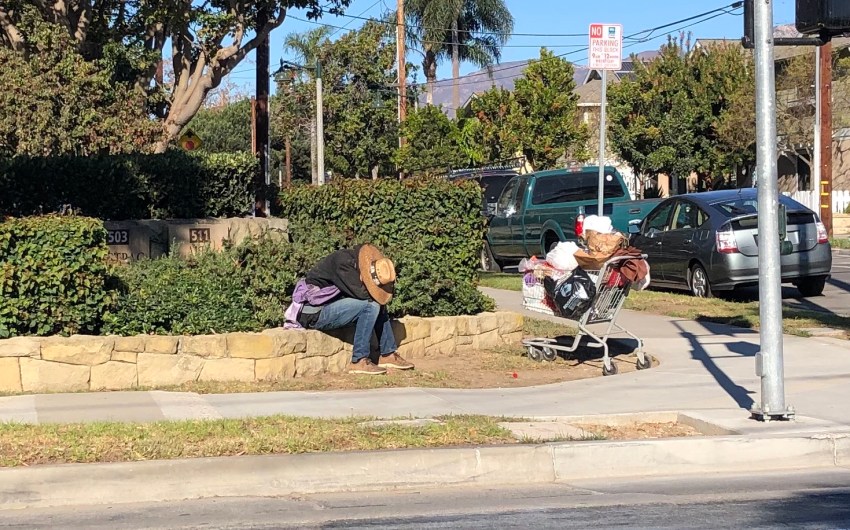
[541, 347, 558, 362]
[636, 355, 652, 370]
[602, 362, 618, 376]
[527, 346, 543, 362]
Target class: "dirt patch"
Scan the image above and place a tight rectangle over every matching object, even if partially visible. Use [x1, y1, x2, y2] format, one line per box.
[575, 422, 701, 440]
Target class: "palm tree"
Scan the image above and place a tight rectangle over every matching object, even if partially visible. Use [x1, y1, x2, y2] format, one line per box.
[283, 27, 331, 184]
[406, 0, 514, 116]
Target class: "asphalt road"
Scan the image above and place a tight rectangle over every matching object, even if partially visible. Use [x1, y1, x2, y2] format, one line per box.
[4, 469, 850, 529]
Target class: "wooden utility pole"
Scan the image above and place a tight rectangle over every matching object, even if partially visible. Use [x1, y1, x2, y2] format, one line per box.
[285, 136, 292, 187]
[255, 7, 271, 215]
[397, 0, 407, 130]
[819, 39, 833, 236]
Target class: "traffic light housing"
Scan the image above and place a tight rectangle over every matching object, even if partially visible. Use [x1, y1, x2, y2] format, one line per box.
[796, 0, 850, 36]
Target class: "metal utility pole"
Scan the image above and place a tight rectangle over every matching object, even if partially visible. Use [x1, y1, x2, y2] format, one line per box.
[397, 0, 407, 127]
[255, 7, 271, 214]
[597, 69, 608, 215]
[285, 136, 292, 187]
[752, 0, 793, 421]
[819, 39, 834, 236]
[316, 60, 326, 186]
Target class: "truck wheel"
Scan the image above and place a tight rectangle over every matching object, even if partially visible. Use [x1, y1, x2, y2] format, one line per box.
[480, 242, 501, 273]
[796, 276, 826, 297]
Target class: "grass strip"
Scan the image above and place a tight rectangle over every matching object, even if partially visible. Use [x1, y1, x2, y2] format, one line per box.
[0, 415, 515, 467]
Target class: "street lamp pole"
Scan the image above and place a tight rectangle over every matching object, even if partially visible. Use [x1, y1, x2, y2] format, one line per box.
[316, 60, 325, 186]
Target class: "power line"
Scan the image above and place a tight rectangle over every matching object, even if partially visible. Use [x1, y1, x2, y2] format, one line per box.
[328, 0, 383, 38]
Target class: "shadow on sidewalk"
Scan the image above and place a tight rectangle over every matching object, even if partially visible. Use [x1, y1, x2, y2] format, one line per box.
[673, 320, 756, 410]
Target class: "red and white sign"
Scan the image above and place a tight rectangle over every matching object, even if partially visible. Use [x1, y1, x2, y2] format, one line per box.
[589, 23, 623, 71]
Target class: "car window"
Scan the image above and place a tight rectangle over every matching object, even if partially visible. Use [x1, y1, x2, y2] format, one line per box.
[512, 177, 529, 213]
[478, 174, 516, 204]
[644, 202, 675, 234]
[712, 198, 758, 216]
[670, 202, 707, 230]
[496, 178, 519, 215]
[531, 170, 625, 205]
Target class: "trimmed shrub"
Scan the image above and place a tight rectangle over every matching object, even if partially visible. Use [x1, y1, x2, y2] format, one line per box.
[0, 216, 113, 337]
[278, 177, 495, 317]
[103, 249, 260, 336]
[0, 151, 259, 219]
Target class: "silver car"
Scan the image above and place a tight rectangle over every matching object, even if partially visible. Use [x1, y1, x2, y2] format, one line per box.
[630, 189, 833, 298]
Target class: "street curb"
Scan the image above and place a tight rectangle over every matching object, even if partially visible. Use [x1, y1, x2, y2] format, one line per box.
[834, 248, 850, 257]
[1, 433, 849, 511]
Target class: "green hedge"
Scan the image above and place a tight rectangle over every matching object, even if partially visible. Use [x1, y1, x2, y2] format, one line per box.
[0, 216, 112, 337]
[0, 151, 259, 219]
[278, 178, 494, 317]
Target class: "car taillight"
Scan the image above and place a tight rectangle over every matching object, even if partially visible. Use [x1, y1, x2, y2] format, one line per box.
[716, 224, 739, 254]
[575, 214, 585, 239]
[816, 221, 829, 244]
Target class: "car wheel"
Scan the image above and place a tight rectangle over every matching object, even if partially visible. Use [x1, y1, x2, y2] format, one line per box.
[796, 276, 826, 297]
[480, 242, 501, 273]
[689, 263, 713, 298]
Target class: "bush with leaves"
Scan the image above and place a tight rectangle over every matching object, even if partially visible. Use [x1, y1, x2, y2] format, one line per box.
[278, 178, 495, 317]
[0, 216, 113, 338]
[0, 151, 259, 219]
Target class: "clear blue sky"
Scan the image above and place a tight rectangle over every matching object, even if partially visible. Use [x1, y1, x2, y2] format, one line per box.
[224, 0, 797, 91]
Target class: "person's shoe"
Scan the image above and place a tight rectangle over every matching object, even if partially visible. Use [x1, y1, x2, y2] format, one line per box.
[378, 353, 415, 370]
[348, 358, 387, 375]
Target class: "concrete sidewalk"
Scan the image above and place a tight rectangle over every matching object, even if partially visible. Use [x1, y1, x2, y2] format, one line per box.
[1, 287, 848, 435]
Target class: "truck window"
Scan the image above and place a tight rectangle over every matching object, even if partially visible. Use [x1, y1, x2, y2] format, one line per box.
[496, 178, 519, 215]
[531, 170, 625, 205]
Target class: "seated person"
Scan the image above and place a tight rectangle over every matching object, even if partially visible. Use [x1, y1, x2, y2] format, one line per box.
[285, 244, 414, 375]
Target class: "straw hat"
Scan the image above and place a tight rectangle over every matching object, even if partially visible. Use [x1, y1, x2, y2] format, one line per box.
[358, 244, 396, 305]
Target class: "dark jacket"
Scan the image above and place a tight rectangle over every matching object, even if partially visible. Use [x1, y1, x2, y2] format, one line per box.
[305, 245, 371, 300]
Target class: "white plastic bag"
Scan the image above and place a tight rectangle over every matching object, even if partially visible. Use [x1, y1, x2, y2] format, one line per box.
[545, 241, 579, 272]
[582, 215, 614, 235]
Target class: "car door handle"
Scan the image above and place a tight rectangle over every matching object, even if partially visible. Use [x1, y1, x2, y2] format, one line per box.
[684, 239, 692, 244]
[655, 241, 662, 246]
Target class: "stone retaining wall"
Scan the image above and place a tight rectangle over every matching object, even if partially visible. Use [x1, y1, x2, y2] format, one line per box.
[0, 312, 524, 393]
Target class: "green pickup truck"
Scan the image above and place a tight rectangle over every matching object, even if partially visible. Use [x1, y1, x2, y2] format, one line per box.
[482, 166, 661, 271]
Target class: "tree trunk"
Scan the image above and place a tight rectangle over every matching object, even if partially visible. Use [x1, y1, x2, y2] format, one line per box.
[424, 51, 437, 105]
[451, 20, 460, 118]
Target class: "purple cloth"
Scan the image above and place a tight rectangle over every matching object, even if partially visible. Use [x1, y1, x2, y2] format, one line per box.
[284, 279, 341, 330]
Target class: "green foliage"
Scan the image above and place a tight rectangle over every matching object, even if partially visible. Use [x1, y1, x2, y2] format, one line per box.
[278, 178, 495, 317]
[0, 151, 259, 219]
[509, 49, 588, 170]
[608, 42, 756, 187]
[395, 106, 468, 174]
[0, 6, 158, 157]
[104, 249, 259, 336]
[0, 216, 113, 338]
[186, 99, 253, 154]
[468, 87, 522, 163]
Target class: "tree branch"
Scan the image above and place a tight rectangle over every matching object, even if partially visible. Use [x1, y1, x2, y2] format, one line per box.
[0, 9, 26, 52]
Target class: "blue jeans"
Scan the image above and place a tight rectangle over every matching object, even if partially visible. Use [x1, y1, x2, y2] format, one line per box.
[313, 298, 397, 362]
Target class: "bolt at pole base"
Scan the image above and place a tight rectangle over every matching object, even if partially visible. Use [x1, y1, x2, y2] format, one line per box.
[750, 404, 795, 422]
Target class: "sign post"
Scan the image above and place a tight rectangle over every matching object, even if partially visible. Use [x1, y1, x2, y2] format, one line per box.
[589, 23, 622, 215]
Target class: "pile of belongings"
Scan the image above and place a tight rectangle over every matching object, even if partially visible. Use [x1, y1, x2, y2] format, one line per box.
[519, 216, 651, 319]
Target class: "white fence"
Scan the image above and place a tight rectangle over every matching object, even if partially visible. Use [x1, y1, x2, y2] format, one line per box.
[783, 190, 850, 214]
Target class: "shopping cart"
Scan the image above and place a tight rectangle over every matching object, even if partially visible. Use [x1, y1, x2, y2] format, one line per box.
[521, 255, 651, 376]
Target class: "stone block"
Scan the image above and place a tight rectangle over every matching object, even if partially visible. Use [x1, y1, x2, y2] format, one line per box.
[0, 337, 41, 358]
[227, 333, 276, 359]
[497, 312, 525, 335]
[255, 355, 296, 381]
[111, 351, 138, 363]
[426, 317, 457, 347]
[113, 336, 145, 353]
[472, 329, 502, 351]
[395, 317, 431, 343]
[475, 312, 501, 334]
[181, 335, 227, 359]
[91, 361, 137, 390]
[145, 336, 179, 355]
[0, 358, 22, 392]
[455, 316, 475, 336]
[502, 331, 524, 345]
[326, 350, 351, 374]
[303, 331, 345, 359]
[137, 353, 204, 387]
[199, 358, 255, 382]
[457, 335, 473, 347]
[20, 358, 90, 393]
[397, 338, 426, 359]
[262, 328, 308, 356]
[296, 355, 328, 377]
[41, 336, 114, 366]
[428, 338, 456, 356]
